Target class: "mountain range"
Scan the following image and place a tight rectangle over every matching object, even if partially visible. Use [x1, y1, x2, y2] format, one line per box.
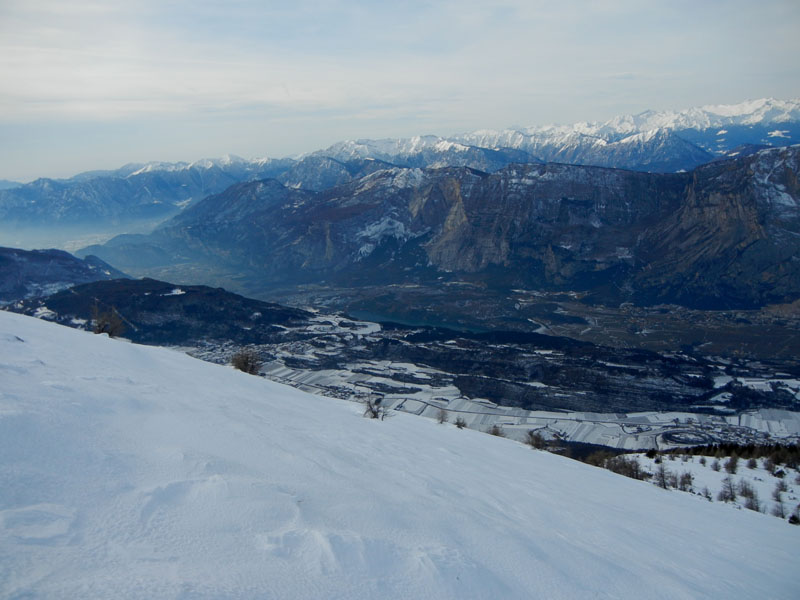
[81, 144, 800, 310]
[2, 98, 798, 230]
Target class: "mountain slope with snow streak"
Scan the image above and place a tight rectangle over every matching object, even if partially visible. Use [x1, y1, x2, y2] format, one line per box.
[0, 311, 797, 599]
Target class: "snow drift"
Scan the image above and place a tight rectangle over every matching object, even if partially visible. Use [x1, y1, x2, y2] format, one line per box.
[0, 311, 797, 599]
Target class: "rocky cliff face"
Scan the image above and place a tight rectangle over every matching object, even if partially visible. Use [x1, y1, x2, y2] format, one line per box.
[633, 146, 800, 307]
[83, 147, 800, 310]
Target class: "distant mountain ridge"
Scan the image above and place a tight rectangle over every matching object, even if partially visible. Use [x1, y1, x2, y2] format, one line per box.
[0, 246, 128, 303]
[0, 157, 295, 227]
[81, 145, 800, 310]
[8, 277, 311, 346]
[2, 98, 797, 230]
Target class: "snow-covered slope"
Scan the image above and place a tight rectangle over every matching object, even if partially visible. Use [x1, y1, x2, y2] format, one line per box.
[0, 311, 797, 599]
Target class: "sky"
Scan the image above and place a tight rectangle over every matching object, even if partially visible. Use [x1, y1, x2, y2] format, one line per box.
[1, 0, 799, 182]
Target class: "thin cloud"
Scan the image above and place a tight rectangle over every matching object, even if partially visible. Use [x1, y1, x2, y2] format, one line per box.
[0, 0, 798, 180]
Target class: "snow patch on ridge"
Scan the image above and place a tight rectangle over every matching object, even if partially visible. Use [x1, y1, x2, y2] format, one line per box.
[356, 216, 410, 258]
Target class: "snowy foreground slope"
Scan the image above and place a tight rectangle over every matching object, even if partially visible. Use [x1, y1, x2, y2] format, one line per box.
[0, 312, 797, 599]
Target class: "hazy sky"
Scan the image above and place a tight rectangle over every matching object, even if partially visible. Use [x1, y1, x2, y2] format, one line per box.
[1, 0, 799, 181]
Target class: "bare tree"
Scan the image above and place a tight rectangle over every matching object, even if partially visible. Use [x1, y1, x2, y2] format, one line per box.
[606, 456, 646, 480]
[744, 490, 762, 512]
[738, 479, 756, 499]
[718, 476, 737, 502]
[436, 407, 449, 424]
[655, 463, 670, 489]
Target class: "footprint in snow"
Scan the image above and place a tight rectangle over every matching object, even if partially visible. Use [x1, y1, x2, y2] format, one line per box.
[0, 503, 77, 545]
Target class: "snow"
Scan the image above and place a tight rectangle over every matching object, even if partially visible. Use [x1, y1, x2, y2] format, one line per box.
[1, 311, 798, 599]
[633, 453, 800, 519]
[455, 98, 800, 153]
[162, 287, 186, 296]
[32, 306, 56, 319]
[616, 128, 662, 144]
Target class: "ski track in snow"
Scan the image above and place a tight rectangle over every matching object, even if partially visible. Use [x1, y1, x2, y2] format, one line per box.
[0, 311, 798, 599]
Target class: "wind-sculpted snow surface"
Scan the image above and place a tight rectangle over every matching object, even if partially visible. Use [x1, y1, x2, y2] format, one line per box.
[0, 311, 798, 599]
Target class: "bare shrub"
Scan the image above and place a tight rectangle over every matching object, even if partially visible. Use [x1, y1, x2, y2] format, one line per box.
[678, 471, 694, 492]
[231, 348, 262, 374]
[746, 457, 758, 469]
[455, 417, 467, 429]
[363, 397, 389, 420]
[487, 424, 505, 437]
[436, 408, 449, 424]
[607, 456, 646, 480]
[525, 430, 547, 450]
[699, 456, 707, 466]
[711, 459, 721, 472]
[724, 455, 739, 474]
[92, 304, 126, 338]
[667, 472, 679, 489]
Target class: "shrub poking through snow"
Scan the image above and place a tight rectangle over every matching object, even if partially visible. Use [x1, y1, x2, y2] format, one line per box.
[231, 348, 262, 375]
[363, 397, 389, 420]
[455, 417, 467, 429]
[437, 408, 449, 424]
[525, 430, 548, 450]
[724, 455, 739, 474]
[487, 424, 505, 437]
[92, 304, 125, 338]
